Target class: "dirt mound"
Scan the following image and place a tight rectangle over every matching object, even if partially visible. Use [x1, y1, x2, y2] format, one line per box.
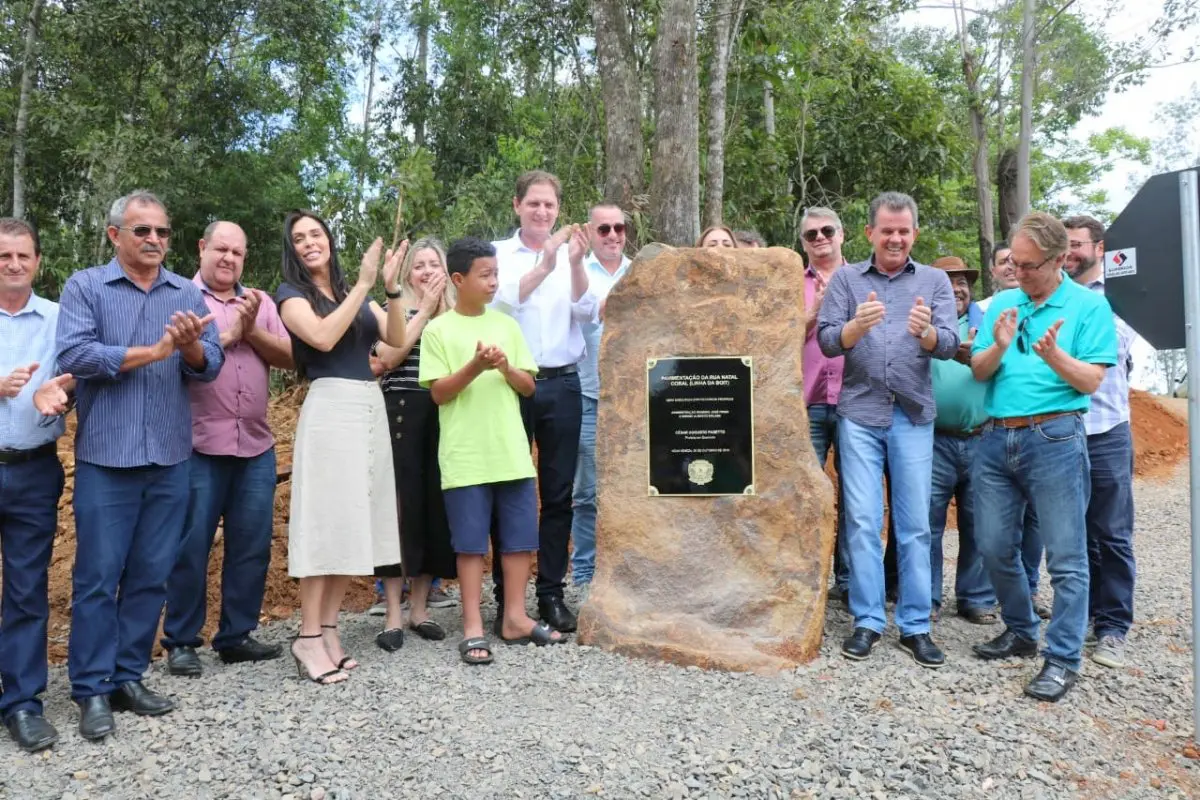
[1130, 390, 1188, 479]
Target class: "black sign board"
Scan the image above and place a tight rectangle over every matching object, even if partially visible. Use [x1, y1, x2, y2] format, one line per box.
[647, 356, 755, 496]
[1104, 169, 1199, 350]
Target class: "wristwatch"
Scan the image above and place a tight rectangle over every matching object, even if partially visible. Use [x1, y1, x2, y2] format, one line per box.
[385, 287, 402, 299]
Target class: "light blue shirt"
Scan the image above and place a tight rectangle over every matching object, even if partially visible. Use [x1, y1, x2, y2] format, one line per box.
[1082, 278, 1134, 436]
[579, 253, 631, 399]
[56, 258, 224, 468]
[0, 293, 65, 449]
[973, 274, 1117, 418]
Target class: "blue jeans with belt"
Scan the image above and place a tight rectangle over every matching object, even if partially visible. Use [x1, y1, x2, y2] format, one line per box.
[975, 414, 1091, 671]
[69, 461, 190, 698]
[0, 452, 64, 719]
[163, 449, 277, 652]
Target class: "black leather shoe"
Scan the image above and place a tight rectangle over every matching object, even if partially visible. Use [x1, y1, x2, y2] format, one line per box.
[167, 645, 203, 676]
[1024, 660, 1079, 702]
[899, 633, 945, 668]
[973, 628, 1040, 660]
[218, 636, 283, 664]
[77, 695, 114, 741]
[110, 681, 175, 716]
[538, 597, 578, 633]
[841, 627, 881, 660]
[5, 710, 58, 752]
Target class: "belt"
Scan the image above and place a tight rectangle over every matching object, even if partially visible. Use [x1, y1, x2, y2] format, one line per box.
[536, 364, 578, 381]
[935, 425, 985, 440]
[990, 411, 1080, 430]
[0, 442, 57, 465]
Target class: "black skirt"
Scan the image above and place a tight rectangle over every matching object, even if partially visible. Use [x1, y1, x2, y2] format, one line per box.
[374, 390, 457, 579]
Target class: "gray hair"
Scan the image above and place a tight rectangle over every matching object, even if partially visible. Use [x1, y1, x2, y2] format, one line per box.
[589, 203, 626, 221]
[800, 207, 843, 231]
[202, 219, 245, 241]
[1015, 212, 1069, 260]
[108, 190, 168, 228]
[867, 192, 919, 228]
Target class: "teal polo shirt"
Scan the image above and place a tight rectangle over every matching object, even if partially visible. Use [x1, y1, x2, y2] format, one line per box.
[932, 315, 988, 432]
[972, 275, 1117, 418]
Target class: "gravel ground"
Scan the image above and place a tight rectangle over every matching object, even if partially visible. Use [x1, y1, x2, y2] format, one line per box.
[4, 467, 1199, 800]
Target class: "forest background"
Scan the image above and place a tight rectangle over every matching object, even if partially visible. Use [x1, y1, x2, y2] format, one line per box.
[3, 0, 1200, 387]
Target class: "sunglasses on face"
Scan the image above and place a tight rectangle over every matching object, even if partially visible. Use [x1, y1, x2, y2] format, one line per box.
[596, 223, 626, 236]
[802, 225, 838, 243]
[120, 225, 172, 239]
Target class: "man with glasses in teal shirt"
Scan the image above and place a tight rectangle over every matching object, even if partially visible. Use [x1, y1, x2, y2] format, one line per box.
[970, 212, 1116, 703]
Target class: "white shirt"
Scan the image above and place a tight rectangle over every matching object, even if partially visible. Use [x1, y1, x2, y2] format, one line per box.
[978, 294, 994, 312]
[492, 231, 599, 368]
[579, 253, 632, 399]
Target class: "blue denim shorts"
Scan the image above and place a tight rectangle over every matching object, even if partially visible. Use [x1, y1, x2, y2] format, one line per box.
[443, 479, 538, 555]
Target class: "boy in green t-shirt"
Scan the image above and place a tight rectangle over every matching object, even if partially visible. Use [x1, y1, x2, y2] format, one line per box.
[419, 237, 566, 664]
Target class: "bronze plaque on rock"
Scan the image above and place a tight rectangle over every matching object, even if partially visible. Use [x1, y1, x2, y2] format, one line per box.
[647, 356, 755, 496]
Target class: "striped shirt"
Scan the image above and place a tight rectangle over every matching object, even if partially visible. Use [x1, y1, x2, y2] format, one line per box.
[817, 257, 959, 427]
[56, 258, 224, 468]
[1084, 278, 1134, 436]
[379, 307, 425, 393]
[0, 293, 65, 449]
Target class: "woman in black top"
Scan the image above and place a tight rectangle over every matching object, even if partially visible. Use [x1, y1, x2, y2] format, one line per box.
[370, 238, 457, 651]
[275, 210, 408, 684]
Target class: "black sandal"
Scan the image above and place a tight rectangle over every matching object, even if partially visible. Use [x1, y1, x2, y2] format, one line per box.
[290, 635, 347, 685]
[376, 628, 405, 652]
[408, 619, 446, 641]
[501, 621, 567, 647]
[321, 624, 359, 670]
[458, 637, 494, 665]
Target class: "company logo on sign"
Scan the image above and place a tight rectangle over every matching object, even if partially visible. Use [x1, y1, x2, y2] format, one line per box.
[1105, 248, 1137, 278]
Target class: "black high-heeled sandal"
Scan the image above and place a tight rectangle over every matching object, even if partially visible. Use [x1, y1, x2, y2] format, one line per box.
[290, 634, 347, 685]
[320, 625, 359, 670]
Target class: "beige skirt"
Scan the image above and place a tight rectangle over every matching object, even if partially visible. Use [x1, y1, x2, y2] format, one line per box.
[288, 378, 401, 577]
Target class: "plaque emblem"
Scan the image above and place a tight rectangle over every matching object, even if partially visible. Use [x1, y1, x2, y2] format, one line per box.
[687, 458, 715, 486]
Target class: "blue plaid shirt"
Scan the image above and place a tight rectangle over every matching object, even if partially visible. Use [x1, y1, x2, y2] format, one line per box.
[0, 293, 65, 449]
[1084, 278, 1134, 436]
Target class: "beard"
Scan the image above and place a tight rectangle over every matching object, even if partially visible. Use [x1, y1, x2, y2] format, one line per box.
[1067, 253, 1096, 279]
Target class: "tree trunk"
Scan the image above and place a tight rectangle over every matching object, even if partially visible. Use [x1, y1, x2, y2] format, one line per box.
[414, 0, 431, 148]
[1016, 0, 1035, 216]
[12, 0, 45, 219]
[356, 1, 383, 201]
[763, 82, 775, 137]
[702, 0, 737, 227]
[954, 1, 995, 295]
[650, 0, 700, 245]
[997, 147, 1020, 241]
[592, 0, 645, 210]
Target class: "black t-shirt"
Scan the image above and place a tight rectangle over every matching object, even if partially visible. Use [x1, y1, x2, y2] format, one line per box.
[275, 282, 379, 381]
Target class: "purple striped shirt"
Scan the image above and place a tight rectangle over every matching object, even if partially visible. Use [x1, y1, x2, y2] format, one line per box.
[56, 258, 224, 468]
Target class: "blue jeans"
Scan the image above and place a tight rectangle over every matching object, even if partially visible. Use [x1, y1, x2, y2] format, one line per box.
[163, 449, 277, 651]
[1021, 507, 1043, 596]
[69, 461, 190, 698]
[1086, 422, 1136, 638]
[0, 453, 64, 719]
[571, 395, 599, 585]
[975, 414, 1091, 671]
[809, 403, 848, 591]
[929, 433, 996, 611]
[838, 407, 934, 636]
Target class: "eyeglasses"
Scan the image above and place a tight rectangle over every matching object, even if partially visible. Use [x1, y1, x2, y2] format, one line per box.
[802, 225, 839, 243]
[1016, 316, 1032, 354]
[120, 225, 172, 239]
[596, 223, 626, 236]
[1068, 239, 1097, 250]
[1004, 253, 1054, 272]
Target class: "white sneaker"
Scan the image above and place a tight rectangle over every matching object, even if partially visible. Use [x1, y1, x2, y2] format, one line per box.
[367, 598, 387, 617]
[1092, 635, 1126, 668]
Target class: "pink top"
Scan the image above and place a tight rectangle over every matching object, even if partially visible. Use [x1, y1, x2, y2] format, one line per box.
[803, 264, 844, 407]
[189, 274, 287, 458]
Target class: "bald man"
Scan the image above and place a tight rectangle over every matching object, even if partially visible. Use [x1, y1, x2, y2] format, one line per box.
[162, 221, 293, 676]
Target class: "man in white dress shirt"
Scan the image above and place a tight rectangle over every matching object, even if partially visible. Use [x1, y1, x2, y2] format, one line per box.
[492, 170, 597, 632]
